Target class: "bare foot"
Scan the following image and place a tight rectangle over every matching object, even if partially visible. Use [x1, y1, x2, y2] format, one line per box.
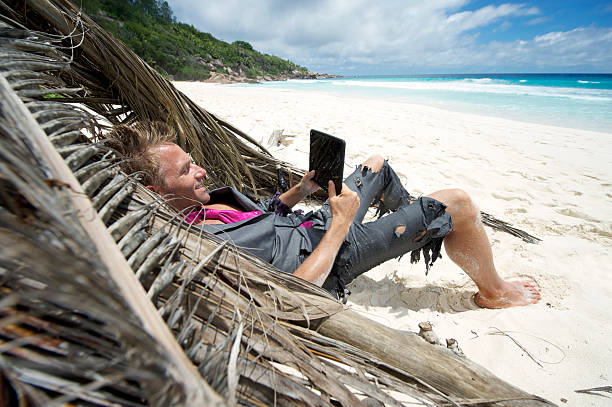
[474, 281, 541, 309]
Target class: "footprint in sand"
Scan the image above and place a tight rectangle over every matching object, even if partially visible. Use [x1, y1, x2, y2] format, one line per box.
[398, 286, 480, 313]
[555, 208, 599, 222]
[508, 170, 531, 180]
[505, 207, 528, 215]
[348, 276, 480, 313]
[492, 192, 529, 202]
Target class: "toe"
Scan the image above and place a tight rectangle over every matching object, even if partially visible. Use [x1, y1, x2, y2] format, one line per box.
[528, 287, 542, 302]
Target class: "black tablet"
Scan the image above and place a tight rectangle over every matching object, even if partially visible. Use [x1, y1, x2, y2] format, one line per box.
[309, 129, 345, 195]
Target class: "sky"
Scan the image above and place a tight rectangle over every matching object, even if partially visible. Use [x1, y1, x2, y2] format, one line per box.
[166, 0, 612, 75]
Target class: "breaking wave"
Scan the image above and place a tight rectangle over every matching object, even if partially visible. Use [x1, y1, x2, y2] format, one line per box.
[329, 78, 612, 102]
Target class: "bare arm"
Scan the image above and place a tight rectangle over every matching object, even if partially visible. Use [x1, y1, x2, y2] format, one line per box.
[293, 181, 360, 286]
[279, 170, 320, 208]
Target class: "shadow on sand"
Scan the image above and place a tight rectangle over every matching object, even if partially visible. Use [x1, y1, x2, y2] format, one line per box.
[347, 274, 481, 313]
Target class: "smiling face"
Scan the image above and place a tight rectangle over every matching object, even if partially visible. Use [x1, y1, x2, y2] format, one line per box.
[148, 143, 210, 211]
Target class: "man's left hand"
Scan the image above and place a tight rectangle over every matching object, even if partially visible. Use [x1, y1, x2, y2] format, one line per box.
[299, 170, 321, 197]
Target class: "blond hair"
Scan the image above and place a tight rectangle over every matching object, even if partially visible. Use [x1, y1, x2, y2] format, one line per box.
[108, 121, 177, 187]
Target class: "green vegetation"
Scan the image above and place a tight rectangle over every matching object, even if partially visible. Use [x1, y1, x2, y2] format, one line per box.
[73, 0, 309, 80]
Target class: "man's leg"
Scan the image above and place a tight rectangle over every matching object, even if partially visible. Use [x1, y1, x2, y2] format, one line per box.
[341, 154, 412, 222]
[324, 194, 452, 294]
[427, 189, 541, 308]
[325, 157, 541, 308]
[321, 155, 412, 298]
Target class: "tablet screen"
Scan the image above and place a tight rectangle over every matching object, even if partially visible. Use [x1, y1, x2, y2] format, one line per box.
[309, 129, 345, 195]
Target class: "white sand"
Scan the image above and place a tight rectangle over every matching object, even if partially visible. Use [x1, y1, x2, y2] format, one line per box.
[174, 81, 612, 406]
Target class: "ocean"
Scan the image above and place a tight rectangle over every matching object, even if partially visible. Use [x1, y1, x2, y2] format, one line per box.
[244, 74, 612, 133]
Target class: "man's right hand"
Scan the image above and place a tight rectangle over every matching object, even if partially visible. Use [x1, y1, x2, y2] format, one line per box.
[292, 181, 360, 287]
[328, 181, 359, 230]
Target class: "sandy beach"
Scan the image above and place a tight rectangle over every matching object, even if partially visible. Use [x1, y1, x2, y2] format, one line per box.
[174, 81, 612, 406]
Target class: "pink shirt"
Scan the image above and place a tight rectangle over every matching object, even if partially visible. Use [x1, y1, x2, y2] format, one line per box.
[184, 208, 313, 228]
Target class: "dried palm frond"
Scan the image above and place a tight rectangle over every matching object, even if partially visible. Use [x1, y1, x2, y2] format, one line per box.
[481, 212, 541, 243]
[0, 62, 223, 406]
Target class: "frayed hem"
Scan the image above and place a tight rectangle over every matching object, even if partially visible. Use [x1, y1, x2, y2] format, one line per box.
[409, 197, 453, 275]
[410, 237, 444, 275]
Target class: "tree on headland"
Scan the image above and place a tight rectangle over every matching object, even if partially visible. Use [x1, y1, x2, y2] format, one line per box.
[72, 0, 309, 80]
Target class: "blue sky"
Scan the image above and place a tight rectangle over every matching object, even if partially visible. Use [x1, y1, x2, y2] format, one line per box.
[166, 0, 612, 74]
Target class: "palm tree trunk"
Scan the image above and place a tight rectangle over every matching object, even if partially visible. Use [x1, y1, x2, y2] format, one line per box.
[315, 309, 554, 406]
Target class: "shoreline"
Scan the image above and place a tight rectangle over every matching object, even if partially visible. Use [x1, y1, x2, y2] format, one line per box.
[199, 80, 612, 135]
[179, 81, 611, 148]
[174, 81, 612, 406]
[236, 79, 612, 134]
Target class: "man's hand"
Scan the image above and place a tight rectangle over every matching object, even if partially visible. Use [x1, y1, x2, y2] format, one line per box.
[279, 170, 321, 208]
[328, 181, 360, 230]
[299, 170, 321, 197]
[292, 181, 360, 287]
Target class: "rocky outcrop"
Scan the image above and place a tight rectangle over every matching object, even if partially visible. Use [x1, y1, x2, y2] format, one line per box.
[205, 72, 258, 84]
[196, 58, 341, 84]
[203, 70, 341, 84]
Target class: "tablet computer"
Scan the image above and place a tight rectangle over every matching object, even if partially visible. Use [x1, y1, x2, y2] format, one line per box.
[309, 129, 345, 195]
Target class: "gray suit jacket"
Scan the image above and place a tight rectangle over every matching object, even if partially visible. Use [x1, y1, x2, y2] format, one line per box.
[200, 187, 329, 273]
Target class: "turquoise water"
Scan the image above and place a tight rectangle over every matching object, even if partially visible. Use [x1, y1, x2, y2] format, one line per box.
[244, 74, 612, 133]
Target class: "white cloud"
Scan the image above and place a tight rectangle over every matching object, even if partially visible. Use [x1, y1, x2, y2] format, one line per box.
[446, 3, 537, 31]
[167, 0, 611, 73]
[534, 30, 569, 44]
[455, 26, 612, 71]
[526, 16, 549, 25]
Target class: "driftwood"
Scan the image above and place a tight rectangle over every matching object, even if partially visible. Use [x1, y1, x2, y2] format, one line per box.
[316, 311, 552, 406]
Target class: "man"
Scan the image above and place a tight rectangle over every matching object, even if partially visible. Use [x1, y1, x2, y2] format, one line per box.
[112, 121, 540, 308]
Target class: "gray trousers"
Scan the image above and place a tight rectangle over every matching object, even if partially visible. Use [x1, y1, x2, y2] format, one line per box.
[321, 161, 453, 298]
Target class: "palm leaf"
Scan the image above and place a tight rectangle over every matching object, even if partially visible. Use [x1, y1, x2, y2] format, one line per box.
[0, 59, 223, 406]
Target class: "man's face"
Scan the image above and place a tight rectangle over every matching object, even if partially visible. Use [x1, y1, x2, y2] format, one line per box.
[150, 143, 210, 211]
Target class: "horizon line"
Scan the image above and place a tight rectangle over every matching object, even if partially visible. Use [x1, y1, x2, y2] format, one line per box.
[321, 72, 612, 77]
